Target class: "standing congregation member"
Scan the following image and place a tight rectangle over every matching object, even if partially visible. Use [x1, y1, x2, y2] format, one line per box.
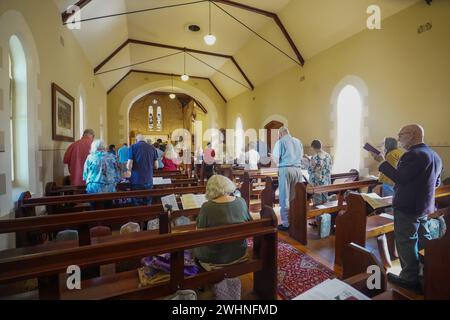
[117, 143, 129, 173]
[306, 140, 333, 205]
[63, 129, 95, 186]
[108, 144, 116, 156]
[153, 142, 164, 170]
[83, 140, 121, 209]
[127, 134, 159, 205]
[162, 144, 179, 172]
[272, 127, 305, 231]
[203, 142, 216, 179]
[244, 142, 260, 170]
[378, 137, 405, 196]
[372, 124, 442, 292]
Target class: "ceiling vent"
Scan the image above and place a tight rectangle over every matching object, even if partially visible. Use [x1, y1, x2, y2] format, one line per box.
[187, 24, 201, 32]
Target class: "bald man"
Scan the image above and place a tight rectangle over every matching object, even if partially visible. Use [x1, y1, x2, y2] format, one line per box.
[372, 124, 442, 292]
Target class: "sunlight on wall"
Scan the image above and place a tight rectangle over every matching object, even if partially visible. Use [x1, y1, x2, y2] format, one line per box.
[333, 85, 362, 173]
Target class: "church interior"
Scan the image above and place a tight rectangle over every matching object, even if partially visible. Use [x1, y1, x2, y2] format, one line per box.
[0, 0, 449, 301]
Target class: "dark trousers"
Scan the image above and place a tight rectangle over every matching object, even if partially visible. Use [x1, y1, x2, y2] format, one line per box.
[131, 184, 154, 206]
[394, 210, 431, 283]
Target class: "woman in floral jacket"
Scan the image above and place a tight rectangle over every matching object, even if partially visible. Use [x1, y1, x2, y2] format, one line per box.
[306, 140, 333, 205]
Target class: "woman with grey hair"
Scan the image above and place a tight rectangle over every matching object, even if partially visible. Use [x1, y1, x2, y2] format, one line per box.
[83, 139, 121, 196]
[379, 137, 405, 196]
[193, 175, 252, 264]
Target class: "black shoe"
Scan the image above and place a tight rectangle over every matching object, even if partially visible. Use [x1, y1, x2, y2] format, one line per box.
[387, 273, 423, 294]
[277, 225, 289, 232]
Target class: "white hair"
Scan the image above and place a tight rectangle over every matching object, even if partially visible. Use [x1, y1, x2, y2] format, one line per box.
[279, 126, 290, 136]
[90, 139, 106, 154]
[205, 175, 236, 201]
[136, 134, 145, 142]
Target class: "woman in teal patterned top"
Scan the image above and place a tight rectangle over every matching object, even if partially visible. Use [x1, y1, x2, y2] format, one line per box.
[83, 139, 121, 194]
[306, 140, 333, 205]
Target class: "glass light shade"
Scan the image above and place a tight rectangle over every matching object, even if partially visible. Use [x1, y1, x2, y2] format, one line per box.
[169, 93, 176, 99]
[204, 34, 217, 46]
[181, 74, 189, 82]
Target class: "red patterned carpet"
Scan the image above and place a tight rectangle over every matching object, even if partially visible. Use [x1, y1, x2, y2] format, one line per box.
[249, 238, 335, 300]
[276, 240, 335, 300]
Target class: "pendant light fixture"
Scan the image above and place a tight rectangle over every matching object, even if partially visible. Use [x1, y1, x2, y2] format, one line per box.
[181, 49, 189, 82]
[204, 1, 216, 46]
[169, 74, 176, 99]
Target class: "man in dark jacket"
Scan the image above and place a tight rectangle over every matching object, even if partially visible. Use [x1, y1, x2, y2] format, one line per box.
[372, 124, 442, 292]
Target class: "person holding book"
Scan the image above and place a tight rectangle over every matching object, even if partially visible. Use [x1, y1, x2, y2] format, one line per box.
[371, 124, 442, 293]
[193, 175, 252, 265]
[378, 137, 405, 196]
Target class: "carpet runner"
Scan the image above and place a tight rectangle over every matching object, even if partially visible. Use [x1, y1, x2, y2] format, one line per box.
[275, 240, 335, 300]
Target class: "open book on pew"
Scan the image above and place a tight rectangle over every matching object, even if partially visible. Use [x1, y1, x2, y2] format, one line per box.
[181, 194, 208, 210]
[293, 278, 370, 300]
[161, 194, 180, 212]
[153, 177, 172, 185]
[360, 193, 393, 209]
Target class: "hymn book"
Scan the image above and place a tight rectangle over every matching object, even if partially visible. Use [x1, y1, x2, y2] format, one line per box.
[363, 142, 381, 155]
[181, 194, 208, 210]
[293, 279, 370, 300]
[161, 194, 180, 212]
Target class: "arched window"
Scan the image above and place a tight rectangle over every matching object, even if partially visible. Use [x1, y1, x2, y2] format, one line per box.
[79, 96, 85, 136]
[156, 106, 162, 131]
[9, 35, 29, 189]
[235, 117, 244, 160]
[148, 106, 154, 130]
[333, 85, 362, 173]
[8, 54, 14, 182]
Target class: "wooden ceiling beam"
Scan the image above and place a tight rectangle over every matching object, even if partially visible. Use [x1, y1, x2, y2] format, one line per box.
[61, 0, 92, 23]
[95, 39, 253, 90]
[212, 0, 305, 66]
[106, 69, 228, 104]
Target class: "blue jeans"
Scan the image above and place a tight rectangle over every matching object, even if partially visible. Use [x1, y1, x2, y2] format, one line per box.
[131, 184, 153, 206]
[279, 167, 304, 228]
[394, 210, 431, 283]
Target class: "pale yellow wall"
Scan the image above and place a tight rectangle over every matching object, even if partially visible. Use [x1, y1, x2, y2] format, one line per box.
[107, 72, 227, 147]
[226, 1, 450, 179]
[0, 0, 107, 227]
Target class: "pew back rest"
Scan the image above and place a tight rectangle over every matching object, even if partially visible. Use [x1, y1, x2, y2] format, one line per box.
[0, 206, 278, 300]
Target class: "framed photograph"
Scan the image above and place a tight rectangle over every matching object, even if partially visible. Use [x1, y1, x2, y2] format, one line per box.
[52, 83, 75, 142]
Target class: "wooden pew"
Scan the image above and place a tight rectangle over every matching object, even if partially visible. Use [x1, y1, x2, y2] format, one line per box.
[254, 169, 361, 212]
[289, 180, 380, 245]
[16, 185, 206, 217]
[1, 203, 202, 247]
[0, 206, 278, 300]
[335, 187, 450, 268]
[240, 169, 279, 212]
[45, 178, 200, 196]
[341, 242, 387, 298]
[341, 242, 410, 300]
[334, 193, 393, 267]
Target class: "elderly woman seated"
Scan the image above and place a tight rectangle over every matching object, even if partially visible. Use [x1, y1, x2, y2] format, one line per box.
[193, 175, 252, 265]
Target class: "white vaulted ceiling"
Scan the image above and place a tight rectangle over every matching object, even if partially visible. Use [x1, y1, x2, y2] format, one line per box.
[54, 0, 419, 100]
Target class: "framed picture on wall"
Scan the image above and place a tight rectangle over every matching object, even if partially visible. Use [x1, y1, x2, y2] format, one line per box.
[52, 83, 75, 142]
